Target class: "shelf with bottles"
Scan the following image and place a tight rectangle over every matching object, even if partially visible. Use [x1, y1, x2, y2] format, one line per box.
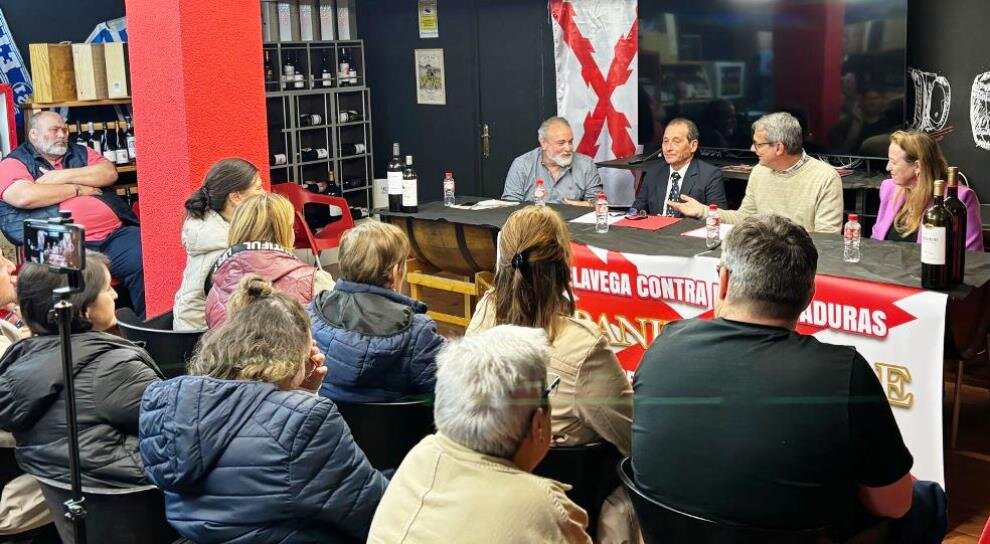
[262, 40, 364, 94]
[68, 117, 138, 169]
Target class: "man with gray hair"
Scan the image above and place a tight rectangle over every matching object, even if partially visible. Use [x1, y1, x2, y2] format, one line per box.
[368, 325, 591, 543]
[0, 111, 144, 315]
[668, 111, 844, 233]
[632, 214, 945, 542]
[502, 116, 603, 205]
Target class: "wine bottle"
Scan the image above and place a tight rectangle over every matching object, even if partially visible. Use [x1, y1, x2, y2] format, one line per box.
[101, 122, 117, 163]
[944, 166, 967, 284]
[387, 142, 403, 212]
[401, 155, 419, 213]
[87, 121, 102, 154]
[271, 153, 288, 166]
[264, 50, 274, 82]
[300, 147, 329, 161]
[72, 120, 83, 146]
[339, 142, 366, 156]
[125, 116, 136, 160]
[921, 180, 951, 290]
[320, 52, 333, 87]
[327, 171, 342, 196]
[338, 49, 351, 87]
[338, 109, 361, 123]
[114, 121, 130, 165]
[300, 113, 323, 127]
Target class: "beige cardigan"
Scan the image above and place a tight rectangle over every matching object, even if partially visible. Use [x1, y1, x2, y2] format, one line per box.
[368, 433, 591, 544]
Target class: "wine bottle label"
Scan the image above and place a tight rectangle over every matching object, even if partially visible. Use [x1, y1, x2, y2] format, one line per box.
[921, 226, 946, 265]
[387, 171, 403, 193]
[115, 149, 129, 164]
[354, 143, 366, 153]
[103, 150, 116, 162]
[402, 177, 418, 206]
[273, 153, 287, 165]
[316, 148, 329, 159]
[91, 142, 102, 154]
[127, 136, 136, 159]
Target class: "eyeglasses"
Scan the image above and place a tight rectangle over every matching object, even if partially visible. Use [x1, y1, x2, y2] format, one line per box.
[751, 141, 775, 149]
[542, 376, 561, 409]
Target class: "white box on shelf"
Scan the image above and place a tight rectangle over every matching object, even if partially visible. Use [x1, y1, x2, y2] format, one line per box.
[277, 1, 300, 42]
[336, 0, 355, 40]
[319, 0, 336, 40]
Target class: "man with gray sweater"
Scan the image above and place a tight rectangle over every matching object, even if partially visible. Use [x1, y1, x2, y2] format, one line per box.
[669, 112, 844, 233]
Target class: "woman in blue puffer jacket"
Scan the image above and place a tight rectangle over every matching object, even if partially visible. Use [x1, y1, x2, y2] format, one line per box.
[139, 276, 388, 544]
[309, 221, 444, 403]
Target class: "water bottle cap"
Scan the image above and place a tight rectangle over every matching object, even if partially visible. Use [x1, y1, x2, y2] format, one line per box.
[536, 179, 544, 185]
[848, 214, 859, 221]
[709, 204, 718, 210]
[597, 192, 605, 198]
[445, 171, 453, 177]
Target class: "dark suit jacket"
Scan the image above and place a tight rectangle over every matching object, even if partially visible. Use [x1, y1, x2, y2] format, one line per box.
[631, 158, 727, 217]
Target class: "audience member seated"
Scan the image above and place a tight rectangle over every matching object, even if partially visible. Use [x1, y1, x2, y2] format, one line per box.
[0, 253, 52, 538]
[368, 325, 591, 543]
[0, 112, 145, 316]
[633, 214, 946, 543]
[173, 158, 265, 330]
[828, 87, 894, 155]
[873, 130, 983, 250]
[630, 118, 726, 216]
[467, 205, 635, 541]
[204, 192, 333, 327]
[502, 116, 602, 205]
[140, 276, 388, 544]
[0, 253, 163, 542]
[669, 111, 844, 233]
[310, 221, 443, 403]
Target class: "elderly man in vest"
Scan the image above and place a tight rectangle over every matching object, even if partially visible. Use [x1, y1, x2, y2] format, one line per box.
[0, 112, 143, 316]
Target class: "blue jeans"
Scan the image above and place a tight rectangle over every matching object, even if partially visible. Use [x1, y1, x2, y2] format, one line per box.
[86, 225, 145, 318]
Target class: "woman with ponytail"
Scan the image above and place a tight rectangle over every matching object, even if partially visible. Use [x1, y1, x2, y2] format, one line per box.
[140, 275, 387, 544]
[173, 158, 264, 330]
[466, 205, 636, 541]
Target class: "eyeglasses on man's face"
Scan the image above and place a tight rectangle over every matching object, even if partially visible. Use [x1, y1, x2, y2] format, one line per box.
[751, 140, 775, 149]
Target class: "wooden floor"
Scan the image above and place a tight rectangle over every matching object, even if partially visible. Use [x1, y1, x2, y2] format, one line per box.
[420, 281, 990, 543]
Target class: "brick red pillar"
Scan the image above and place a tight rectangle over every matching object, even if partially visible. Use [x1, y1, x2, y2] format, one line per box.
[125, 0, 269, 317]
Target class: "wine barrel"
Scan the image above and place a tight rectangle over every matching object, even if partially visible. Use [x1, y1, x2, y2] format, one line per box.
[386, 215, 498, 277]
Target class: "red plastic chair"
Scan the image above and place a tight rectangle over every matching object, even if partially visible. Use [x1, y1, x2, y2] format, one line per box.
[272, 182, 354, 264]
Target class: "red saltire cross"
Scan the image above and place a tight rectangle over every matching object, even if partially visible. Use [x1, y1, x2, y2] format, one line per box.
[550, 0, 639, 159]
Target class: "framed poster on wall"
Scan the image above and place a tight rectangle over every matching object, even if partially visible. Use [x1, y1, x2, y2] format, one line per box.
[415, 48, 446, 105]
[0, 84, 17, 154]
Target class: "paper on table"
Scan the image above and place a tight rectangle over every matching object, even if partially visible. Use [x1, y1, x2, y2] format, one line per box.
[569, 210, 626, 225]
[613, 216, 680, 230]
[448, 200, 520, 210]
[681, 223, 734, 239]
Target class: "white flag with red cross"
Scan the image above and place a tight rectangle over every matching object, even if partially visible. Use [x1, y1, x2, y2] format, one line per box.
[550, 0, 639, 206]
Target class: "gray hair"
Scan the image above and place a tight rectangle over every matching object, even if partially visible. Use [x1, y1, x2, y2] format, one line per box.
[721, 214, 817, 320]
[752, 112, 803, 155]
[538, 116, 571, 142]
[29, 111, 65, 132]
[434, 325, 549, 458]
[666, 118, 700, 141]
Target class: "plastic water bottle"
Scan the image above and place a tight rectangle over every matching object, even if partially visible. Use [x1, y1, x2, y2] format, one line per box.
[705, 204, 720, 249]
[843, 213, 861, 263]
[534, 179, 547, 207]
[443, 171, 455, 206]
[595, 192, 609, 233]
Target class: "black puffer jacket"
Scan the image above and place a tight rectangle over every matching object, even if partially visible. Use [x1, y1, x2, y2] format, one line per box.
[0, 331, 163, 491]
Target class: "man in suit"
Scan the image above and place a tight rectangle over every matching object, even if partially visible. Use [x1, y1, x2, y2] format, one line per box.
[631, 118, 726, 216]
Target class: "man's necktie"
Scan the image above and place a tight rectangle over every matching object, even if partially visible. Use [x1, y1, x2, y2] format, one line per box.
[666, 172, 682, 217]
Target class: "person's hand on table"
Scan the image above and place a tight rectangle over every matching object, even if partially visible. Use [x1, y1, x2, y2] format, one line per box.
[299, 340, 328, 393]
[564, 199, 594, 207]
[666, 194, 706, 218]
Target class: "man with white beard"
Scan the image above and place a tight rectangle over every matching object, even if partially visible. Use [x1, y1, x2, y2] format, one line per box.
[0, 111, 145, 316]
[502, 116, 603, 205]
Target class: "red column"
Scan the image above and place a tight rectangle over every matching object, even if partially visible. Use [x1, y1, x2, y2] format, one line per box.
[772, 0, 844, 143]
[125, 0, 269, 317]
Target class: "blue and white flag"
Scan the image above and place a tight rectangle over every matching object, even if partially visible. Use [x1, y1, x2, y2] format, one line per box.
[0, 8, 34, 126]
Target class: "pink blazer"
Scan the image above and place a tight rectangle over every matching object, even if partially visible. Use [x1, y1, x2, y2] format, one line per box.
[871, 178, 984, 252]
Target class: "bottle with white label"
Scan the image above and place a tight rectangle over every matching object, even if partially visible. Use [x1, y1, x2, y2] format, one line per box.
[706, 204, 721, 249]
[443, 171, 455, 206]
[125, 116, 136, 160]
[101, 122, 117, 163]
[533, 179, 547, 207]
[402, 155, 418, 213]
[300, 147, 329, 161]
[921, 179, 950, 289]
[113, 121, 129, 165]
[387, 143, 403, 212]
[595, 192, 609, 233]
[87, 121, 101, 154]
[842, 213, 861, 263]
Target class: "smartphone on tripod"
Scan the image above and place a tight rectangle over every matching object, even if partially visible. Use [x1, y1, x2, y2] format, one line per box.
[23, 219, 85, 272]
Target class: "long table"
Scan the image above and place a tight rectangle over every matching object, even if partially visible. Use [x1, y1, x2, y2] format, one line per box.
[381, 199, 990, 485]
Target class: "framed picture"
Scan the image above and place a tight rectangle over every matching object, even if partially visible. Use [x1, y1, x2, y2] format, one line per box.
[0, 84, 16, 154]
[415, 48, 446, 105]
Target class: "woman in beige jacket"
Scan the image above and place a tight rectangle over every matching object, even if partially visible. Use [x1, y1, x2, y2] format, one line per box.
[173, 158, 265, 330]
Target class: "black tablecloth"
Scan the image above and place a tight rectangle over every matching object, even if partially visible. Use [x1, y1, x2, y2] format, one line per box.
[379, 199, 990, 299]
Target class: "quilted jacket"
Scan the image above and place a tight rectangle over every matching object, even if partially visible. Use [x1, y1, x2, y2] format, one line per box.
[309, 280, 443, 403]
[139, 376, 388, 543]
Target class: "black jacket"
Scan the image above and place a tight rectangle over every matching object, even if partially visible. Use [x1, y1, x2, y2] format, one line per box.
[0, 331, 162, 491]
[631, 158, 727, 216]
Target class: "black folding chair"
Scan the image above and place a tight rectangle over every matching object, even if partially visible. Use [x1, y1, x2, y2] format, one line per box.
[334, 399, 434, 470]
[115, 308, 205, 378]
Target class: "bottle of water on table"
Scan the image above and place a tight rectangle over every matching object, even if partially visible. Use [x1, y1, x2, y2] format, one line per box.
[595, 192, 609, 234]
[443, 171, 455, 207]
[705, 204, 720, 249]
[534, 179, 547, 207]
[843, 213, 861, 263]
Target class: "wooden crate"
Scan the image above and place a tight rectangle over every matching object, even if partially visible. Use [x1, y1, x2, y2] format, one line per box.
[71, 43, 109, 101]
[28, 43, 76, 103]
[104, 42, 129, 98]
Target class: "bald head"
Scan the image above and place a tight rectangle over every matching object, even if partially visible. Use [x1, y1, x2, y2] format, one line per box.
[28, 111, 69, 158]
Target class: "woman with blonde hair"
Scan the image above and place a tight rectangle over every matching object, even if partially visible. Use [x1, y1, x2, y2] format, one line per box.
[467, 205, 636, 541]
[872, 130, 983, 250]
[173, 158, 265, 330]
[204, 192, 333, 327]
[310, 221, 443, 402]
[141, 276, 387, 543]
